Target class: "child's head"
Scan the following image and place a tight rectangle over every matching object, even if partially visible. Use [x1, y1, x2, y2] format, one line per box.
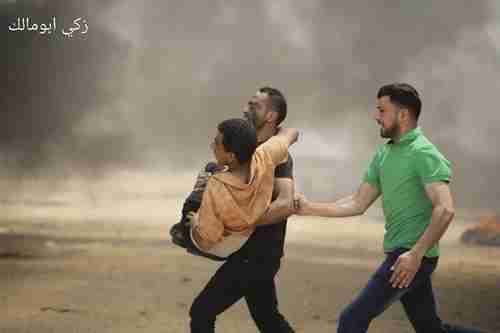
[212, 118, 257, 167]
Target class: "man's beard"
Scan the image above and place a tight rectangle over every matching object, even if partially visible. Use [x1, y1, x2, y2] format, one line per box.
[243, 111, 265, 130]
[380, 122, 400, 139]
[243, 111, 255, 127]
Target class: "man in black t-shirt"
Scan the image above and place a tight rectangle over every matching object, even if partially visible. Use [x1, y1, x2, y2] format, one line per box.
[187, 87, 296, 333]
[235, 154, 293, 260]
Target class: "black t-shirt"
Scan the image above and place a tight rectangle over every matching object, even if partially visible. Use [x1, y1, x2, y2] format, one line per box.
[232, 153, 294, 261]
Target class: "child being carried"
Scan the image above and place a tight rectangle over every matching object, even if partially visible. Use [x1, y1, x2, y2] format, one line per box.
[170, 118, 298, 260]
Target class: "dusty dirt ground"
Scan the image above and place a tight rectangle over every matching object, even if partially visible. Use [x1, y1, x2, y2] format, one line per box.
[1, 192, 499, 333]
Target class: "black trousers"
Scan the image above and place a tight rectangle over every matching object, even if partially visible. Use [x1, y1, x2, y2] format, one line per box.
[190, 255, 295, 333]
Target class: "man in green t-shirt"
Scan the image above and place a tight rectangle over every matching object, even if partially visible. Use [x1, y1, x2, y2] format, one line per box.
[296, 83, 483, 333]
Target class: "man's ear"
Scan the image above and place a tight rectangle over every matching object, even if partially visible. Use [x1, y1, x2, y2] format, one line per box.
[398, 108, 410, 122]
[267, 110, 278, 124]
[228, 152, 237, 164]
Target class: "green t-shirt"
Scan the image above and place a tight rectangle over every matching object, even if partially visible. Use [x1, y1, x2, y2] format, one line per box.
[363, 127, 452, 257]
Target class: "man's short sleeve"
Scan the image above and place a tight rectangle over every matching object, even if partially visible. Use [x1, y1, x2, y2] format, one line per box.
[257, 136, 288, 167]
[275, 153, 293, 179]
[363, 148, 382, 191]
[415, 150, 452, 184]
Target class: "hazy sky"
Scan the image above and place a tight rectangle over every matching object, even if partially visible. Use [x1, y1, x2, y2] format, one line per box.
[1, 0, 499, 209]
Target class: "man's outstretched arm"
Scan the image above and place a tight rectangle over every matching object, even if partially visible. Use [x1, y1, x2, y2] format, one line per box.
[297, 182, 380, 218]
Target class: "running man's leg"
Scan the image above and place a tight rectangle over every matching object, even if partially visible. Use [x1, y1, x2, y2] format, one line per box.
[402, 273, 488, 333]
[244, 260, 295, 333]
[189, 258, 247, 333]
[337, 248, 437, 333]
[400, 259, 444, 333]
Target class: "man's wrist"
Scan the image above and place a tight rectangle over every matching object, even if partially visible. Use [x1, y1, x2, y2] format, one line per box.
[410, 246, 426, 260]
[301, 201, 314, 216]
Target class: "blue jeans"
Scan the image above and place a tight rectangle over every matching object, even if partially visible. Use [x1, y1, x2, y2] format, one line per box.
[337, 248, 485, 333]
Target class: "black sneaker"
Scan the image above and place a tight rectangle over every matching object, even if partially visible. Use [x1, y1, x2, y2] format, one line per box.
[169, 222, 189, 248]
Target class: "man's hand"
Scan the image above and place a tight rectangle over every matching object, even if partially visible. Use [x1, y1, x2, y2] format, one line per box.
[293, 192, 309, 216]
[389, 250, 423, 288]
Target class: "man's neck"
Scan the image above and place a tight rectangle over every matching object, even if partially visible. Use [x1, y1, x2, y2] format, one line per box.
[257, 124, 277, 143]
[393, 123, 417, 142]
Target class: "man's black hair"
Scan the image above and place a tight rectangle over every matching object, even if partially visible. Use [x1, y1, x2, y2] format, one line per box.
[217, 118, 257, 164]
[259, 86, 287, 125]
[377, 83, 422, 121]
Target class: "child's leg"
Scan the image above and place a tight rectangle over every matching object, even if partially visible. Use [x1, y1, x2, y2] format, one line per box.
[170, 162, 220, 248]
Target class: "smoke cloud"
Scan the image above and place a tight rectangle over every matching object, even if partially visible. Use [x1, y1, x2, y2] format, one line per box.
[1, 0, 499, 209]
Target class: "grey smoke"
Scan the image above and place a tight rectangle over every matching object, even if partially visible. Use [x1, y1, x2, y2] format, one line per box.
[0, 0, 132, 178]
[1, 0, 499, 209]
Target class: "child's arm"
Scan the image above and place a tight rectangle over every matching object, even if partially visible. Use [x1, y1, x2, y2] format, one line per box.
[275, 127, 299, 148]
[258, 128, 299, 167]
